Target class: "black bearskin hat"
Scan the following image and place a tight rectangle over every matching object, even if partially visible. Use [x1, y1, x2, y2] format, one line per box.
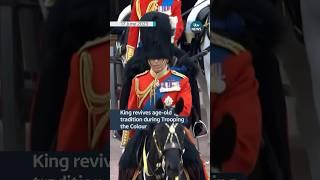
[139, 12, 173, 60]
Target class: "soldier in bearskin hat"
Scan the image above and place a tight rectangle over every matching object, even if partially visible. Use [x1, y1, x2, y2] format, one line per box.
[121, 11, 194, 148]
[125, 0, 184, 61]
[119, 11, 209, 179]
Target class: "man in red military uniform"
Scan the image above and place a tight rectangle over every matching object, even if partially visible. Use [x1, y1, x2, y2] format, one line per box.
[125, 0, 184, 61]
[127, 65, 191, 114]
[119, 11, 208, 179]
[211, 32, 262, 175]
[121, 11, 193, 147]
[56, 36, 109, 151]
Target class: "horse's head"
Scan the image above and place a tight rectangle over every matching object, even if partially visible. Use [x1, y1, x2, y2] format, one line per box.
[150, 122, 186, 179]
[142, 98, 186, 179]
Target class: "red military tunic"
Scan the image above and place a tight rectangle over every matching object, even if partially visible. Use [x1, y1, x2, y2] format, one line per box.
[126, 0, 184, 59]
[56, 36, 109, 151]
[211, 33, 262, 175]
[120, 67, 192, 145]
[124, 67, 209, 179]
[128, 68, 191, 115]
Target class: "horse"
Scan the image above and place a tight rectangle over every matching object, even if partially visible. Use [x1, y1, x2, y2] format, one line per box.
[111, 1, 210, 140]
[119, 99, 206, 180]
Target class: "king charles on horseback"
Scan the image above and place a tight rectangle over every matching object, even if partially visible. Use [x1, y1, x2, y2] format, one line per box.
[125, 0, 184, 61]
[121, 11, 194, 147]
[119, 11, 209, 179]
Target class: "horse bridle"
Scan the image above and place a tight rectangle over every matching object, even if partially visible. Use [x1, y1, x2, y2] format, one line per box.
[142, 123, 185, 179]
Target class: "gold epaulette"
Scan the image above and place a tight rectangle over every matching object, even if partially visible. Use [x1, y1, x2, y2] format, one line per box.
[135, 70, 149, 78]
[125, 45, 135, 62]
[211, 32, 246, 55]
[171, 70, 186, 79]
[120, 130, 130, 148]
[78, 35, 110, 54]
[136, 0, 159, 19]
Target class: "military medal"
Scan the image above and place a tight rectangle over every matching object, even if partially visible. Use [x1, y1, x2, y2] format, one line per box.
[164, 96, 173, 107]
[212, 63, 226, 94]
[213, 76, 226, 94]
[160, 80, 180, 92]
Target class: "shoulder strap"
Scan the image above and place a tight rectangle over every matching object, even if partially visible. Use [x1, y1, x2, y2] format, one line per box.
[211, 32, 246, 55]
[135, 70, 149, 78]
[171, 70, 186, 79]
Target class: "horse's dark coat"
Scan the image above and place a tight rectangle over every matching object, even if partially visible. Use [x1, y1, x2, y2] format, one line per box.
[119, 99, 205, 179]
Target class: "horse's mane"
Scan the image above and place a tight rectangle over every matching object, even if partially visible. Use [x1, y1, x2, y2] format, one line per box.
[182, 135, 206, 179]
[119, 123, 205, 179]
[119, 130, 148, 169]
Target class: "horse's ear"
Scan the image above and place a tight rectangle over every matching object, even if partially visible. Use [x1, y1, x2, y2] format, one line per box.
[156, 98, 164, 109]
[175, 98, 184, 114]
[212, 113, 237, 167]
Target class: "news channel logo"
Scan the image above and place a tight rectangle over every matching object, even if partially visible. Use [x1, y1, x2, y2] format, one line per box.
[190, 21, 203, 33]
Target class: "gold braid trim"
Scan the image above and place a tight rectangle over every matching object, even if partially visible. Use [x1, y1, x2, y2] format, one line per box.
[183, 168, 191, 180]
[136, 0, 142, 19]
[120, 130, 130, 148]
[121, 68, 169, 147]
[146, 0, 159, 13]
[79, 50, 109, 149]
[135, 68, 169, 108]
[135, 78, 157, 108]
[171, 70, 186, 79]
[211, 32, 245, 55]
[125, 45, 135, 62]
[136, 0, 159, 19]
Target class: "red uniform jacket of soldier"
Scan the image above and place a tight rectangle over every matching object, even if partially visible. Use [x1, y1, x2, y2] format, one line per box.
[128, 68, 192, 115]
[212, 39, 262, 175]
[56, 36, 109, 151]
[126, 68, 191, 136]
[126, 68, 209, 179]
[127, 0, 184, 48]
